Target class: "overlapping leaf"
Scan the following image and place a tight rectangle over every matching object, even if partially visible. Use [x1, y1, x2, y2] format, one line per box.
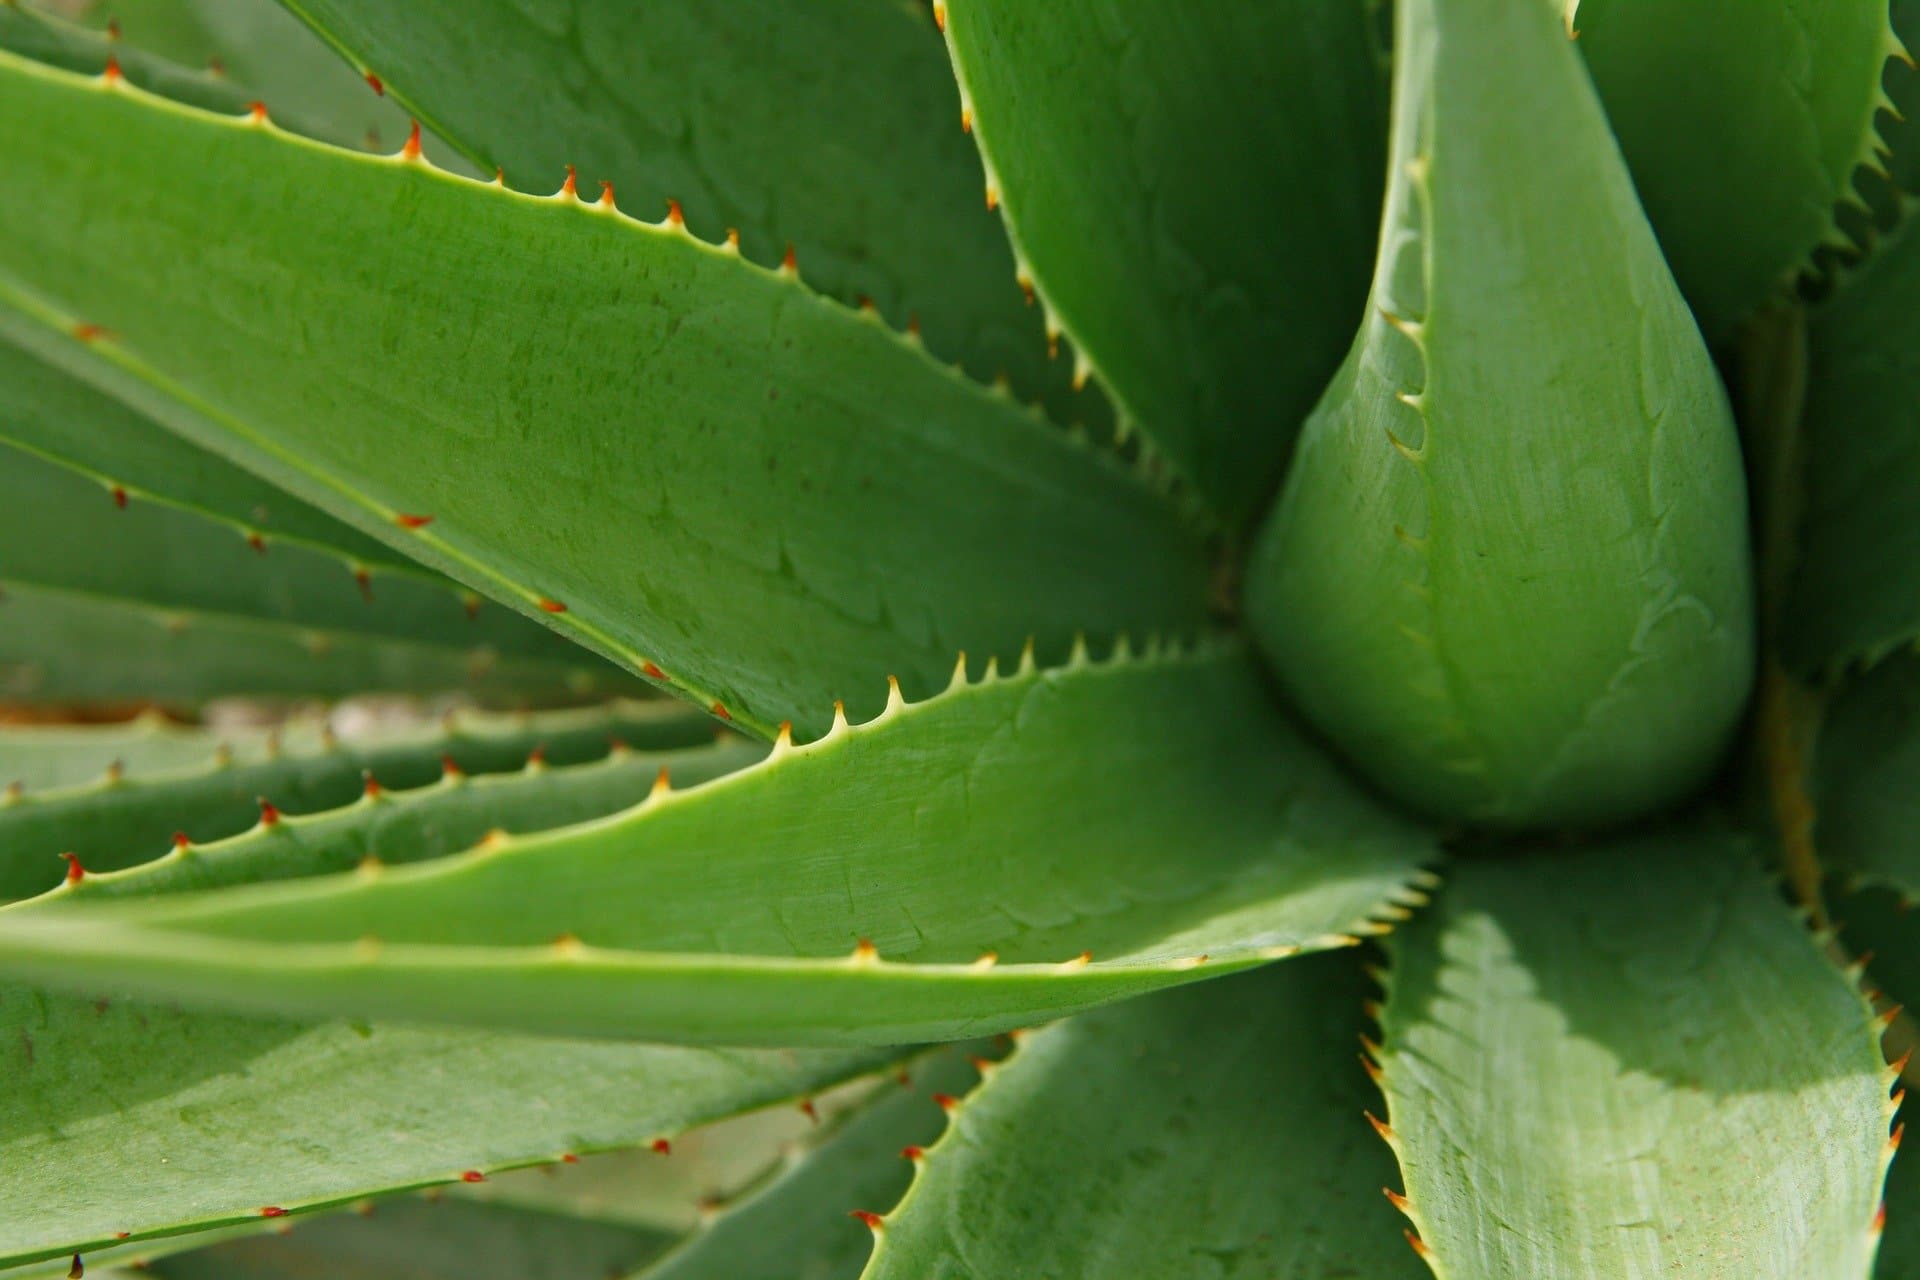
[0, 52, 1209, 737]
[1377, 826, 1892, 1277]
[0, 642, 1433, 1045]
[940, 0, 1388, 522]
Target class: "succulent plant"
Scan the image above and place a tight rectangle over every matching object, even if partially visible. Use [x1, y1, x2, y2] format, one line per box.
[5, 0, 1920, 1274]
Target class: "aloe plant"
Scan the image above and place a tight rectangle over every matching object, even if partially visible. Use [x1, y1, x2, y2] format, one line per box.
[5, 0, 1920, 1273]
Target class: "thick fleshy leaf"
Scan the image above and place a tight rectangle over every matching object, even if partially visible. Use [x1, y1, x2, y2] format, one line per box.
[0, 326, 431, 578]
[641, 1050, 982, 1280]
[865, 953, 1422, 1279]
[1573, 0, 1902, 340]
[0, 2, 251, 117]
[0, 642, 1434, 1045]
[1378, 827, 1893, 1277]
[1786, 213, 1920, 674]
[277, 0, 1086, 421]
[0, 580, 628, 705]
[0, 712, 269, 792]
[1243, 0, 1753, 827]
[0, 52, 1209, 738]
[1810, 652, 1920, 900]
[0, 982, 891, 1271]
[0, 701, 727, 901]
[0, 441, 595, 664]
[139, 1197, 677, 1280]
[939, 0, 1388, 522]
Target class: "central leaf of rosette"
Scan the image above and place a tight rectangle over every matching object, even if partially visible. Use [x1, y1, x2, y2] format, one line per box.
[1244, 0, 1754, 829]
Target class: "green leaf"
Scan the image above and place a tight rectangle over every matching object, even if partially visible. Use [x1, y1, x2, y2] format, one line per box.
[0, 642, 1434, 1045]
[0, 2, 249, 116]
[1243, 0, 1754, 827]
[1784, 212, 1920, 675]
[939, 0, 1388, 523]
[865, 953, 1423, 1279]
[0, 52, 1209, 738]
[139, 1197, 677, 1280]
[276, 0, 1088, 424]
[0, 328, 435, 579]
[1378, 826, 1893, 1278]
[0, 983, 892, 1272]
[0, 580, 629, 706]
[1573, 0, 1903, 341]
[0, 441, 599, 665]
[1808, 652, 1920, 899]
[0, 701, 728, 901]
[640, 1050, 983, 1280]
[0, 713, 267, 792]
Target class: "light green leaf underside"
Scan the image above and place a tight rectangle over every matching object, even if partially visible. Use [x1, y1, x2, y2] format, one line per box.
[1244, 0, 1753, 828]
[0, 323, 430, 579]
[0, 441, 598, 666]
[1809, 652, 1920, 899]
[0, 642, 1434, 1045]
[278, 0, 1093, 427]
[0, 52, 1208, 738]
[865, 953, 1423, 1280]
[0, 712, 273, 792]
[642, 1050, 982, 1280]
[1573, 0, 1903, 342]
[0, 580, 631, 705]
[1379, 826, 1892, 1279]
[0, 982, 892, 1273]
[0, 700, 726, 901]
[141, 1196, 677, 1280]
[1827, 884, 1919, 1278]
[1786, 211, 1920, 674]
[939, 0, 1388, 524]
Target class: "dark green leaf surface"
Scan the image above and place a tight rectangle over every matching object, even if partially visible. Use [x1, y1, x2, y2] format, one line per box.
[1787, 213, 1920, 674]
[866, 954, 1423, 1280]
[940, 0, 1388, 522]
[0, 581, 627, 705]
[0, 52, 1209, 737]
[0, 643, 1433, 1044]
[0, 982, 890, 1269]
[279, 0, 1089, 421]
[1379, 828, 1893, 1278]
[1810, 652, 1920, 900]
[1574, 0, 1902, 340]
[0, 701, 726, 901]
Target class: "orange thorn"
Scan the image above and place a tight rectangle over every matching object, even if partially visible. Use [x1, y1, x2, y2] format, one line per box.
[725, 227, 741, 250]
[932, 1, 947, 32]
[362, 771, 383, 798]
[799, 1097, 820, 1123]
[641, 662, 666, 682]
[960, 108, 972, 133]
[71, 322, 109, 343]
[1018, 277, 1035, 306]
[354, 567, 374, 601]
[665, 198, 684, 226]
[111, 486, 127, 509]
[1895, 1049, 1915, 1076]
[650, 766, 672, 798]
[781, 242, 798, 273]
[560, 1153, 579, 1164]
[105, 18, 121, 39]
[1876, 1201, 1890, 1233]
[538, 597, 567, 613]
[650, 1138, 672, 1155]
[246, 531, 267, 555]
[931, 1093, 959, 1111]
[59, 852, 84, 885]
[258, 1207, 287, 1219]
[247, 100, 268, 124]
[907, 314, 922, 336]
[900, 1145, 925, 1161]
[1383, 1187, 1411, 1213]
[441, 754, 465, 779]
[257, 797, 281, 825]
[1365, 1111, 1395, 1141]
[849, 1210, 884, 1232]
[985, 186, 998, 211]
[851, 938, 879, 963]
[463, 595, 482, 620]
[1405, 1230, 1431, 1259]
[459, 1170, 485, 1183]
[172, 831, 190, 850]
[526, 742, 548, 767]
[394, 512, 433, 529]
[365, 71, 384, 96]
[102, 54, 123, 84]
[1884, 1004, 1908, 1028]
[492, 167, 506, 186]
[710, 701, 731, 720]
[1358, 1054, 1384, 1086]
[561, 165, 578, 199]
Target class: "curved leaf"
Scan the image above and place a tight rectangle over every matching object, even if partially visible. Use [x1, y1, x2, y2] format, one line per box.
[1377, 826, 1893, 1278]
[865, 953, 1422, 1279]
[939, 0, 1388, 523]
[0, 441, 593, 664]
[1810, 652, 1920, 900]
[0, 2, 248, 116]
[277, 0, 1089, 423]
[1573, 0, 1902, 340]
[0, 700, 726, 901]
[0, 580, 628, 705]
[1786, 212, 1920, 674]
[0, 52, 1210, 738]
[0, 642, 1433, 1045]
[0, 713, 266, 792]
